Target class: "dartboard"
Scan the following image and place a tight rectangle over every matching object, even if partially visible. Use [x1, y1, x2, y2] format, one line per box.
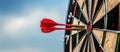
[64, 0, 120, 52]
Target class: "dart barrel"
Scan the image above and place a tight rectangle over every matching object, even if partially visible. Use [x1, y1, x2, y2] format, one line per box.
[64, 0, 120, 52]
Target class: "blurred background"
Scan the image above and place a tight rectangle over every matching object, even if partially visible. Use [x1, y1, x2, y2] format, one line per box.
[0, 0, 69, 52]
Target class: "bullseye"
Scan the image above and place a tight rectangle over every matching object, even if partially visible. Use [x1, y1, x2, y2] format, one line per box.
[87, 24, 92, 32]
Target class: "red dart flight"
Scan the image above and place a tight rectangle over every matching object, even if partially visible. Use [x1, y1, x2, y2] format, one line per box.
[41, 18, 58, 27]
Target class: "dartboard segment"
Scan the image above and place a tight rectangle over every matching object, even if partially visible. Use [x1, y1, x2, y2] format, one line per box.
[104, 32, 118, 52]
[107, 4, 119, 30]
[93, 30, 104, 43]
[93, 17, 104, 29]
[77, 0, 89, 23]
[107, 0, 119, 12]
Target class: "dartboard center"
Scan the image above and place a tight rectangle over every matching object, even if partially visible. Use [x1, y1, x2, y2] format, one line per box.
[87, 23, 93, 32]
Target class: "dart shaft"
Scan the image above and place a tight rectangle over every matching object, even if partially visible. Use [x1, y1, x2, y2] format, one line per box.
[57, 24, 85, 28]
[71, 25, 85, 28]
[56, 28, 85, 30]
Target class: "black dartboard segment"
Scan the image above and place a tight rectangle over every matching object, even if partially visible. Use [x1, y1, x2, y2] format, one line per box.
[72, 34, 77, 50]
[93, 17, 104, 29]
[107, 5, 119, 30]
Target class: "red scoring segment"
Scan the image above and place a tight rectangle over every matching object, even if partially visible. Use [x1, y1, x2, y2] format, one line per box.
[99, 48, 103, 52]
[73, 2, 78, 16]
[118, 25, 120, 31]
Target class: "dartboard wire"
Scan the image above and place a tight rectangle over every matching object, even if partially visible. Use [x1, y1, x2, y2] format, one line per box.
[92, 32, 105, 52]
[103, 0, 108, 29]
[101, 0, 108, 47]
[93, 28, 120, 33]
[92, 0, 103, 24]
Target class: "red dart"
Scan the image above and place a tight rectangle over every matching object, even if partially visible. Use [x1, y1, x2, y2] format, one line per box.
[40, 18, 85, 28]
[41, 26, 85, 33]
[40, 18, 85, 33]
